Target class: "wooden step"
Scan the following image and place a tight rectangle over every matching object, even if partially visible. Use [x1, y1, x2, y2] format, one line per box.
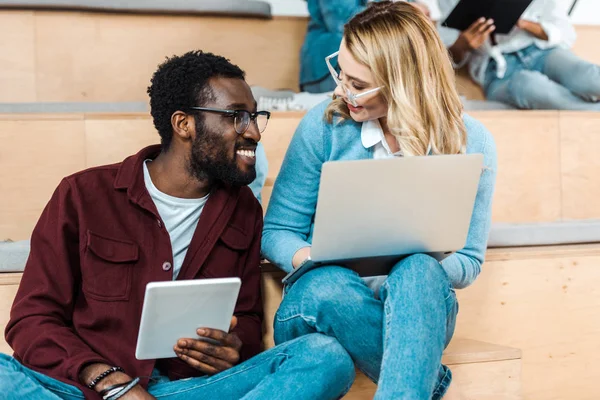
[457, 244, 600, 400]
[344, 339, 522, 400]
[261, 243, 600, 399]
[5, 243, 600, 397]
[0, 270, 521, 399]
[0, 9, 598, 102]
[2, 110, 600, 241]
[0, 10, 307, 102]
[263, 110, 600, 225]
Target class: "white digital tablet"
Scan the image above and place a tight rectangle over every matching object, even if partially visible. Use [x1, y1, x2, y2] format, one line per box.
[135, 278, 241, 360]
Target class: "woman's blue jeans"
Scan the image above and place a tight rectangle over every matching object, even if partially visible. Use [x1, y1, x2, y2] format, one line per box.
[484, 45, 600, 110]
[274, 254, 459, 400]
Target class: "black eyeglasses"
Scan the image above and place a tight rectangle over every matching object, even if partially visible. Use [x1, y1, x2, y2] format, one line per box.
[187, 107, 271, 135]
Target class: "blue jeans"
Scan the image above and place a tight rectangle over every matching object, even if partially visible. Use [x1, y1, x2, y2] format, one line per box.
[0, 334, 354, 400]
[484, 45, 600, 110]
[274, 254, 459, 400]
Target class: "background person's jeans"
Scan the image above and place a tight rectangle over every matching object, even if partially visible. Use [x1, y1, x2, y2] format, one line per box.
[274, 254, 459, 400]
[484, 45, 600, 110]
[0, 334, 354, 400]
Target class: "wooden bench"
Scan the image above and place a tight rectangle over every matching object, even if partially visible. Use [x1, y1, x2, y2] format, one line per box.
[2, 110, 600, 241]
[0, 9, 598, 102]
[0, 268, 522, 399]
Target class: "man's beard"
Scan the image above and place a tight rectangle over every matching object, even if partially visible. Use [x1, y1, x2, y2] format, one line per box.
[188, 120, 256, 186]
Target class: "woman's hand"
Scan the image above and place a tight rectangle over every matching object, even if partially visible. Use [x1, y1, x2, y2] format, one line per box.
[449, 18, 496, 64]
[517, 19, 549, 40]
[292, 247, 312, 269]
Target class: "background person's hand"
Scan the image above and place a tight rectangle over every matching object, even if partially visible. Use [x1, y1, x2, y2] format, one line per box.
[174, 316, 242, 375]
[449, 18, 496, 64]
[517, 19, 549, 40]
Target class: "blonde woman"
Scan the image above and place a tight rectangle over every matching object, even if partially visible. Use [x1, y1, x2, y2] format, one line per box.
[262, 2, 496, 399]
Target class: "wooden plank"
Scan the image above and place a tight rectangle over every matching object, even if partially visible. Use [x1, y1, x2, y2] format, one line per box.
[33, 12, 307, 102]
[0, 113, 83, 121]
[471, 111, 562, 224]
[0, 119, 86, 241]
[450, 359, 522, 400]
[559, 112, 600, 220]
[84, 117, 158, 168]
[0, 11, 36, 102]
[0, 274, 22, 286]
[443, 338, 521, 365]
[572, 26, 600, 66]
[343, 359, 522, 400]
[260, 112, 299, 185]
[260, 271, 283, 349]
[486, 243, 600, 262]
[1, 12, 597, 104]
[455, 252, 600, 400]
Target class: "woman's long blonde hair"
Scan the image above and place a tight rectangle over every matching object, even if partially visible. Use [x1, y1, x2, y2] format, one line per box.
[325, 1, 467, 156]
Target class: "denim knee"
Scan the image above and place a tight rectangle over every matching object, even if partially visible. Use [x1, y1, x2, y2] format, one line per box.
[302, 334, 356, 390]
[507, 70, 554, 108]
[571, 63, 600, 100]
[281, 266, 363, 314]
[274, 267, 369, 344]
[386, 254, 449, 290]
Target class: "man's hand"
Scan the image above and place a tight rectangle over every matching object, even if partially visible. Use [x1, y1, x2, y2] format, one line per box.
[174, 317, 243, 375]
[79, 363, 155, 400]
[449, 18, 496, 64]
[517, 19, 549, 40]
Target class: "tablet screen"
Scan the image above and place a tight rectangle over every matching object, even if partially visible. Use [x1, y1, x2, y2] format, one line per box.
[135, 278, 241, 360]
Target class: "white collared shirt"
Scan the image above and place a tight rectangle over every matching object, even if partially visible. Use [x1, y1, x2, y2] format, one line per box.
[361, 119, 404, 159]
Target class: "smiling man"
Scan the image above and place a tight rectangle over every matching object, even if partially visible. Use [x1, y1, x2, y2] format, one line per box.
[0, 51, 354, 400]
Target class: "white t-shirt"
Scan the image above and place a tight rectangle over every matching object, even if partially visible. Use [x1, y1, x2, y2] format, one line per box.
[143, 160, 209, 280]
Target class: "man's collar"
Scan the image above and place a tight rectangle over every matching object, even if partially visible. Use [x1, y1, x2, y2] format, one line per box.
[361, 118, 385, 149]
[114, 144, 162, 194]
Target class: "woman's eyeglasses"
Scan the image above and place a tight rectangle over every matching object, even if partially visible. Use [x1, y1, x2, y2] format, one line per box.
[325, 51, 382, 107]
[187, 107, 271, 135]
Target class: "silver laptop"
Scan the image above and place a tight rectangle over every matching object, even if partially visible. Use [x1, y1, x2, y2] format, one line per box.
[282, 154, 484, 285]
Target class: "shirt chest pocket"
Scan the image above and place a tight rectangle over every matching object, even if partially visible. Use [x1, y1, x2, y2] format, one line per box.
[201, 225, 253, 279]
[82, 230, 139, 302]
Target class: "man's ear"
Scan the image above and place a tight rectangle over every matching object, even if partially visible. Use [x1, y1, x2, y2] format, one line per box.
[171, 110, 194, 142]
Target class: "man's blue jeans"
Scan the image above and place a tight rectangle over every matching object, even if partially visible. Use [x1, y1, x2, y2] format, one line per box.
[274, 254, 459, 400]
[484, 45, 600, 110]
[0, 334, 354, 399]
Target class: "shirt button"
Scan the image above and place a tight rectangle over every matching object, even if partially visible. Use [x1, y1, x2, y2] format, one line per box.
[162, 262, 172, 271]
[157, 219, 162, 228]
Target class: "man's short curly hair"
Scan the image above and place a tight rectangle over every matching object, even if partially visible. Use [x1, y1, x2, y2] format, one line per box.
[147, 50, 245, 149]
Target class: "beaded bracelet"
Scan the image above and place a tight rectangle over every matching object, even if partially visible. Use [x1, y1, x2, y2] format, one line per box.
[87, 366, 125, 389]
